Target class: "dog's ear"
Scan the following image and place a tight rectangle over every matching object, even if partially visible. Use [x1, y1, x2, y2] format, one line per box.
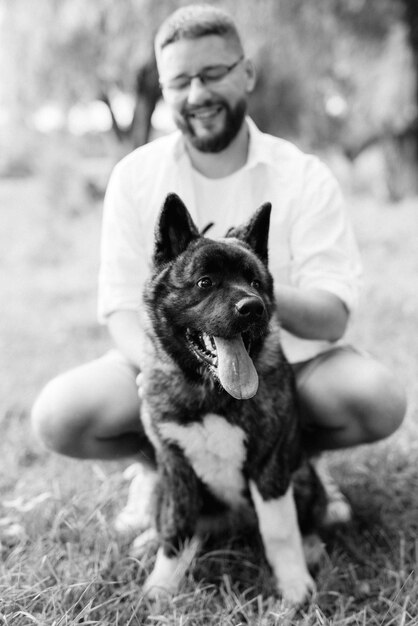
[154, 193, 200, 266]
[226, 202, 271, 264]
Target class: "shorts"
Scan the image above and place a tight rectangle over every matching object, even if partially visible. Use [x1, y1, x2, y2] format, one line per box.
[100, 349, 140, 381]
[291, 344, 364, 389]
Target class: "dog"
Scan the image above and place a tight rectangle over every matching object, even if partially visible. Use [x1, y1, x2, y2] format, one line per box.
[137, 193, 325, 606]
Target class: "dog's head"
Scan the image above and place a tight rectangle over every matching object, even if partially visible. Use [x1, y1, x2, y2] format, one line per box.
[145, 193, 274, 400]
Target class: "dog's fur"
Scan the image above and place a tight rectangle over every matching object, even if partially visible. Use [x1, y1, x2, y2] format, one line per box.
[138, 193, 325, 605]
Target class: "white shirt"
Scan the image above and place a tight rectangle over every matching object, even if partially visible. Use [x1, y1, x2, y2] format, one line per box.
[99, 118, 362, 363]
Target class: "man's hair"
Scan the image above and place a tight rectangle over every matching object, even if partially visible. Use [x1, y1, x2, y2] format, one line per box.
[155, 4, 243, 56]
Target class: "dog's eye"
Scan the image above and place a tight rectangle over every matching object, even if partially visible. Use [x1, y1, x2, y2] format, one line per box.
[251, 279, 261, 289]
[197, 277, 213, 290]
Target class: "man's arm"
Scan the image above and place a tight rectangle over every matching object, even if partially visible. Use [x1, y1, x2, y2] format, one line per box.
[271, 156, 360, 345]
[106, 310, 148, 370]
[275, 284, 349, 342]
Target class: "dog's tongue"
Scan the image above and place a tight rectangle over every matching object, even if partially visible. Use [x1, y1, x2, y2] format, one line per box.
[213, 335, 258, 400]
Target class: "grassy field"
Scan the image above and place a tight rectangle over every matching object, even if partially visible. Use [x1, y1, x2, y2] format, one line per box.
[1, 174, 418, 625]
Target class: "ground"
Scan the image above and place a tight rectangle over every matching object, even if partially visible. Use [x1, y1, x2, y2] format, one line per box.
[1, 175, 418, 624]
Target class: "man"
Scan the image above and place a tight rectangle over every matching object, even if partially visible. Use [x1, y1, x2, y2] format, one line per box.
[32, 5, 406, 533]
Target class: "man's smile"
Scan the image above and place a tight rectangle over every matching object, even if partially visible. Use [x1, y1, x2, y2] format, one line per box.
[186, 104, 224, 122]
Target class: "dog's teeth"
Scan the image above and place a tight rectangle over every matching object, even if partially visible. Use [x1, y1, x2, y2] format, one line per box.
[203, 334, 213, 353]
[187, 330, 218, 367]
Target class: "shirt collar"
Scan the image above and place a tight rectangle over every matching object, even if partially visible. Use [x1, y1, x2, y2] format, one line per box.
[245, 117, 271, 169]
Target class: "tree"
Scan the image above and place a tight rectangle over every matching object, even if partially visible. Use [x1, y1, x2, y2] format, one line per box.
[1, 0, 183, 147]
[330, 0, 417, 199]
[2, 0, 416, 171]
[401, 0, 418, 156]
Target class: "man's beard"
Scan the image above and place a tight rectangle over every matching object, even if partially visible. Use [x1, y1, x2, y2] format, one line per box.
[174, 98, 247, 153]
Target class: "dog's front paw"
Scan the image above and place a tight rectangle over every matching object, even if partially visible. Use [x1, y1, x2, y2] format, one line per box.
[143, 552, 180, 599]
[278, 570, 316, 607]
[142, 539, 200, 600]
[130, 527, 159, 557]
[143, 571, 177, 600]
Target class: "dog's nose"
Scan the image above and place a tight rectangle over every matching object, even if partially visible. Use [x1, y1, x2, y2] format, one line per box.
[235, 297, 265, 318]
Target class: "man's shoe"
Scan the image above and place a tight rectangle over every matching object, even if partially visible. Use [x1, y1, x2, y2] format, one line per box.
[114, 463, 158, 536]
[313, 456, 352, 527]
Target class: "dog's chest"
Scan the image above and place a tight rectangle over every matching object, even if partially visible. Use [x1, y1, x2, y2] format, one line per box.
[159, 414, 247, 508]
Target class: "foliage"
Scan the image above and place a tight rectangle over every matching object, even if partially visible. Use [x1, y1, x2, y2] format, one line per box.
[3, 0, 152, 107]
[0, 127, 39, 178]
[2, 0, 415, 151]
[331, 0, 402, 39]
[237, 0, 414, 148]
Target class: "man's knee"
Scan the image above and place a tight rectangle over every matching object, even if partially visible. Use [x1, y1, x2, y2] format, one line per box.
[352, 364, 407, 441]
[31, 374, 89, 456]
[297, 350, 407, 448]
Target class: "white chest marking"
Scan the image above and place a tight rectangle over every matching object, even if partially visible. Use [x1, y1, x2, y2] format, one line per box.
[158, 414, 247, 507]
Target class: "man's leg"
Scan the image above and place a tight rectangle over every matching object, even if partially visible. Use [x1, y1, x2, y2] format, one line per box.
[293, 346, 407, 524]
[31, 351, 157, 534]
[31, 351, 153, 462]
[293, 346, 407, 452]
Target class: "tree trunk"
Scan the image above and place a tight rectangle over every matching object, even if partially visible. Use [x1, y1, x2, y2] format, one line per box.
[100, 57, 160, 150]
[130, 57, 160, 148]
[402, 0, 418, 161]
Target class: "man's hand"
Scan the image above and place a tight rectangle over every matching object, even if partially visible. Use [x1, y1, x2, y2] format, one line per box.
[274, 285, 348, 341]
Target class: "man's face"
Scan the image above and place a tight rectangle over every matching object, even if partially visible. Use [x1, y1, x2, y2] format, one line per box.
[158, 35, 254, 153]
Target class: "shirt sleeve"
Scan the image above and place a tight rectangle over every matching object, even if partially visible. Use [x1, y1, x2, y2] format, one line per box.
[289, 157, 362, 312]
[97, 160, 149, 323]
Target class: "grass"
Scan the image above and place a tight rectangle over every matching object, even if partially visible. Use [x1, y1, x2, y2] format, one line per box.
[1, 175, 418, 624]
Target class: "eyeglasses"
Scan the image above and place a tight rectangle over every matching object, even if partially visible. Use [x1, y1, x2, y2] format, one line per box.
[159, 55, 245, 92]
